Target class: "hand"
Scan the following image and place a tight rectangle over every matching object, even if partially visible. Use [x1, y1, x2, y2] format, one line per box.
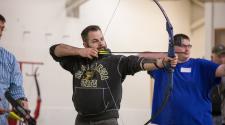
[20, 100, 31, 116]
[162, 55, 178, 68]
[157, 55, 177, 68]
[20, 100, 29, 111]
[17, 100, 32, 123]
[79, 48, 98, 59]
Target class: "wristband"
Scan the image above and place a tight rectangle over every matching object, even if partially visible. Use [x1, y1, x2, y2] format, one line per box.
[17, 97, 28, 101]
[154, 60, 161, 69]
[162, 57, 167, 68]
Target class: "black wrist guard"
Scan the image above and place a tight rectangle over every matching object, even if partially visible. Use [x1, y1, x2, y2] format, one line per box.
[17, 97, 28, 101]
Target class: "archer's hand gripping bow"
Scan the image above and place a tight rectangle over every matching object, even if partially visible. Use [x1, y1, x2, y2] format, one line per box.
[5, 91, 36, 125]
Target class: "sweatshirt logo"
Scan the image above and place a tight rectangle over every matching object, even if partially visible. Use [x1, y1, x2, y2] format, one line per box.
[75, 63, 109, 87]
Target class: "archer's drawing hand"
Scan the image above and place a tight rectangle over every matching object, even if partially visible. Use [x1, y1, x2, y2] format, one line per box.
[79, 48, 98, 59]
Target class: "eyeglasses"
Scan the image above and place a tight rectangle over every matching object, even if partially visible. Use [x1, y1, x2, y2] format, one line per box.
[179, 44, 192, 48]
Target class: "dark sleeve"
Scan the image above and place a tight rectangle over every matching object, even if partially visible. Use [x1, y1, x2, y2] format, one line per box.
[49, 44, 78, 74]
[118, 55, 144, 75]
[49, 44, 60, 61]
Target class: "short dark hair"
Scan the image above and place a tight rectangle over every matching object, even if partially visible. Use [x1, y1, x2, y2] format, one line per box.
[0, 14, 6, 23]
[174, 34, 190, 46]
[81, 25, 102, 42]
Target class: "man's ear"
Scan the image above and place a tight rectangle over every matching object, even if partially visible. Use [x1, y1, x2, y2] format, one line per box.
[83, 42, 88, 48]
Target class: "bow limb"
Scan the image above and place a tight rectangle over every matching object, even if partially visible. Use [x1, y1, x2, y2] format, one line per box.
[33, 68, 42, 120]
[144, 0, 175, 125]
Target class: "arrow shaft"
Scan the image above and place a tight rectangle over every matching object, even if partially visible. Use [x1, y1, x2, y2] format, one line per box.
[99, 51, 183, 54]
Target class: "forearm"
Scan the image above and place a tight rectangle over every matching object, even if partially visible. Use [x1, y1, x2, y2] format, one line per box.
[138, 52, 168, 71]
[142, 58, 164, 71]
[10, 60, 26, 100]
[138, 52, 167, 59]
[54, 44, 81, 57]
[142, 55, 177, 71]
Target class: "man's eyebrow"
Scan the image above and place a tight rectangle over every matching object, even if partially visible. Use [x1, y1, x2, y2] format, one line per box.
[91, 38, 99, 42]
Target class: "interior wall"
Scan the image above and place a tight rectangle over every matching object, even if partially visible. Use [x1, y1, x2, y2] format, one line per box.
[191, 26, 205, 58]
[0, 0, 191, 124]
[205, 2, 225, 59]
[189, 0, 205, 59]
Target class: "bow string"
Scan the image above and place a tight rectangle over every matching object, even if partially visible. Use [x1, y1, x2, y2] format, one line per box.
[103, 0, 175, 125]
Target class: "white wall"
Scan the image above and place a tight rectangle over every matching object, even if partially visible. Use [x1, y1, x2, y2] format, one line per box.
[191, 26, 205, 58]
[205, 2, 225, 59]
[0, 0, 191, 124]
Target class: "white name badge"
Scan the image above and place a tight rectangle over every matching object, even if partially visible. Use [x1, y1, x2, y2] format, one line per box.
[180, 67, 191, 73]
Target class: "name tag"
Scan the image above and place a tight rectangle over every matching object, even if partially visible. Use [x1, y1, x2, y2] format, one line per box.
[180, 67, 191, 73]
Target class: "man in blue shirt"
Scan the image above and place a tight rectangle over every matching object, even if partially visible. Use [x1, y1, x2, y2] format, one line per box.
[0, 14, 28, 125]
[147, 34, 225, 125]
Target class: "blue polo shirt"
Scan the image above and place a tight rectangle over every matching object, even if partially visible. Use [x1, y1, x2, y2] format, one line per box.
[148, 58, 220, 125]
